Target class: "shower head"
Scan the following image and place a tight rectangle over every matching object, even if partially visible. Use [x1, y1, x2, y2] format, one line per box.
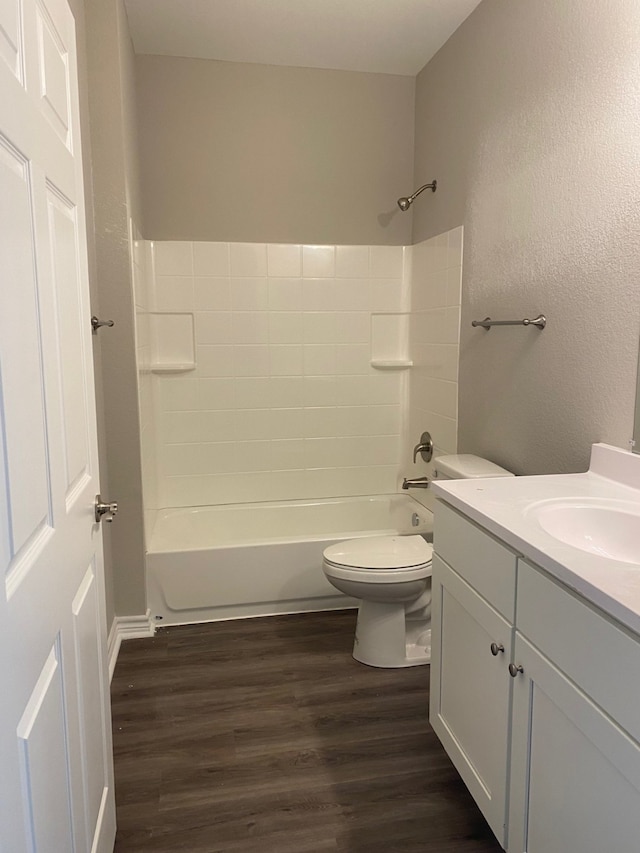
[397, 180, 437, 211]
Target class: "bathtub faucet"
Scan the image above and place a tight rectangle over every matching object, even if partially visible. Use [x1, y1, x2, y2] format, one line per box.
[402, 477, 430, 490]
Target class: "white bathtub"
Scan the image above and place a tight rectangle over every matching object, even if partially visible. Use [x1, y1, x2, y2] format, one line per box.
[146, 494, 433, 626]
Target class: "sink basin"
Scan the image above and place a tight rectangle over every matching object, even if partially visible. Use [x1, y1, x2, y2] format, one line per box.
[528, 499, 640, 564]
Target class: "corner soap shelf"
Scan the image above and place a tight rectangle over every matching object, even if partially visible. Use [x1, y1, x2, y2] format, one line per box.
[151, 362, 196, 374]
[370, 359, 413, 370]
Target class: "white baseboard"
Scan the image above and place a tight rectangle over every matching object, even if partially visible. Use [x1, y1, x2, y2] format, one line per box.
[107, 609, 155, 682]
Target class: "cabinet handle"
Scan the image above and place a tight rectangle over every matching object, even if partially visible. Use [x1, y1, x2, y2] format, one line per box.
[490, 642, 504, 656]
[508, 663, 524, 678]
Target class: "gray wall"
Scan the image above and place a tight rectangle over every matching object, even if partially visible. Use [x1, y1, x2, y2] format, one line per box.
[83, 0, 147, 616]
[413, 0, 640, 475]
[135, 56, 415, 245]
[68, 0, 116, 628]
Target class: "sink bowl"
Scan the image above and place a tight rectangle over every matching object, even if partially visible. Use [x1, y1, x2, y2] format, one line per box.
[528, 500, 640, 564]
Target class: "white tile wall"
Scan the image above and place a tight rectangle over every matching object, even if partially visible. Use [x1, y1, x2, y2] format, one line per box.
[131, 224, 158, 541]
[404, 227, 463, 508]
[143, 242, 408, 508]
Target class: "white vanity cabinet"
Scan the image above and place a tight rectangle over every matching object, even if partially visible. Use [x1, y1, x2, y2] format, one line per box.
[430, 501, 517, 846]
[431, 499, 640, 852]
[430, 555, 513, 845]
[508, 559, 640, 853]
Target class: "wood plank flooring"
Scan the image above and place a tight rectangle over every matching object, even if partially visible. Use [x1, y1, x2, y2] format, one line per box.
[111, 609, 502, 852]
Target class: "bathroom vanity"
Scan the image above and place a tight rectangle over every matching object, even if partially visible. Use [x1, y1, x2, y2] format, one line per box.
[429, 444, 640, 852]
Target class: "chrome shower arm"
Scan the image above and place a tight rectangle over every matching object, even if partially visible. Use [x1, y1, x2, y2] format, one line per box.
[409, 181, 437, 202]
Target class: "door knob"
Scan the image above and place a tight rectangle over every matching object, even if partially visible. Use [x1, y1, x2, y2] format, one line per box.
[95, 495, 118, 523]
[490, 642, 504, 656]
[508, 663, 524, 678]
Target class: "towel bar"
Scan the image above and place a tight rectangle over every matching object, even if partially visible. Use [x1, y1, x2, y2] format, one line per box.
[472, 314, 546, 330]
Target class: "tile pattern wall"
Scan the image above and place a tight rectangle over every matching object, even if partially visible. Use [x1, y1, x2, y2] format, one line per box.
[147, 241, 409, 507]
[131, 226, 157, 535]
[405, 227, 463, 507]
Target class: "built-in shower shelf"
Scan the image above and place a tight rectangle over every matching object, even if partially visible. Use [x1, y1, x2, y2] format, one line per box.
[149, 312, 195, 374]
[370, 313, 410, 369]
[370, 359, 413, 370]
[150, 362, 196, 374]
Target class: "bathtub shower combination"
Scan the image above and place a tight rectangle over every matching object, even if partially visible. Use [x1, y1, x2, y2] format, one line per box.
[135, 234, 464, 629]
[147, 494, 432, 625]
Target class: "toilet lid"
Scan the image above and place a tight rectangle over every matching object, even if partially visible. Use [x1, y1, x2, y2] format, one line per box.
[323, 535, 433, 570]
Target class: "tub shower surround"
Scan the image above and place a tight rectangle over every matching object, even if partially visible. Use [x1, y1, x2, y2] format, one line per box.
[131, 228, 158, 541]
[135, 232, 463, 623]
[147, 241, 410, 508]
[405, 227, 463, 509]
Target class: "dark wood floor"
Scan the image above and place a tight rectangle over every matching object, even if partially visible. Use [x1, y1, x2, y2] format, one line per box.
[111, 610, 502, 852]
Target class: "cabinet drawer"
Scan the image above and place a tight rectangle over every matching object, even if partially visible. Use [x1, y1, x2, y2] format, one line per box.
[434, 500, 517, 620]
[517, 559, 640, 743]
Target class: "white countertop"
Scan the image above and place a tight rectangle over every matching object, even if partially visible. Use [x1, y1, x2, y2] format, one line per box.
[432, 443, 640, 635]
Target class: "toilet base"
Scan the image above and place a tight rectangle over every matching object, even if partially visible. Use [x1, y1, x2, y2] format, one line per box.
[352, 599, 431, 668]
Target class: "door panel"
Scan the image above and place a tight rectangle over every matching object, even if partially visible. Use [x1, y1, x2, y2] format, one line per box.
[0, 133, 52, 585]
[47, 185, 90, 497]
[0, 0, 22, 80]
[430, 554, 512, 846]
[508, 634, 640, 853]
[16, 643, 74, 853]
[35, 0, 70, 147]
[72, 564, 110, 845]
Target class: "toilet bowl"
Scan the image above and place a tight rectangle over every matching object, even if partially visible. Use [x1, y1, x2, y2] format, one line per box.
[323, 454, 515, 668]
[323, 535, 433, 668]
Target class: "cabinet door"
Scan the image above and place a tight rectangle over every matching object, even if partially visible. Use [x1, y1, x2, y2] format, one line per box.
[430, 555, 513, 846]
[508, 634, 640, 853]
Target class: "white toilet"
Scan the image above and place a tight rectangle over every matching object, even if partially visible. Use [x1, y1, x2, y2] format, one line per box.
[322, 454, 514, 668]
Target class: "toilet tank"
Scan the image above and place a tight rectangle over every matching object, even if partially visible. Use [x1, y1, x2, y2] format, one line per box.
[433, 454, 514, 480]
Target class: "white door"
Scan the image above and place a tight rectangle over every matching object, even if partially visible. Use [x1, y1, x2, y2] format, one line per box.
[429, 555, 512, 847]
[508, 634, 640, 853]
[0, 0, 116, 849]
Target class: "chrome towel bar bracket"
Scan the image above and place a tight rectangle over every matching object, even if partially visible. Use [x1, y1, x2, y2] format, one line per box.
[472, 314, 546, 330]
[91, 316, 115, 334]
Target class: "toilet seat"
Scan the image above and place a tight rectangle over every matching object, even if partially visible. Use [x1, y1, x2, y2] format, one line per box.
[323, 562, 431, 584]
[323, 535, 433, 584]
[323, 535, 432, 570]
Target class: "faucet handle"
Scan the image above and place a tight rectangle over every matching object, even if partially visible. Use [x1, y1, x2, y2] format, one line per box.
[413, 431, 433, 463]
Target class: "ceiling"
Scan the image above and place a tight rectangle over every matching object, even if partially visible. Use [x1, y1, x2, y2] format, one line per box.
[124, 0, 483, 77]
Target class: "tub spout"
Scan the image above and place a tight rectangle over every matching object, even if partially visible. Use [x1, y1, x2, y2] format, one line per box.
[402, 477, 430, 490]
